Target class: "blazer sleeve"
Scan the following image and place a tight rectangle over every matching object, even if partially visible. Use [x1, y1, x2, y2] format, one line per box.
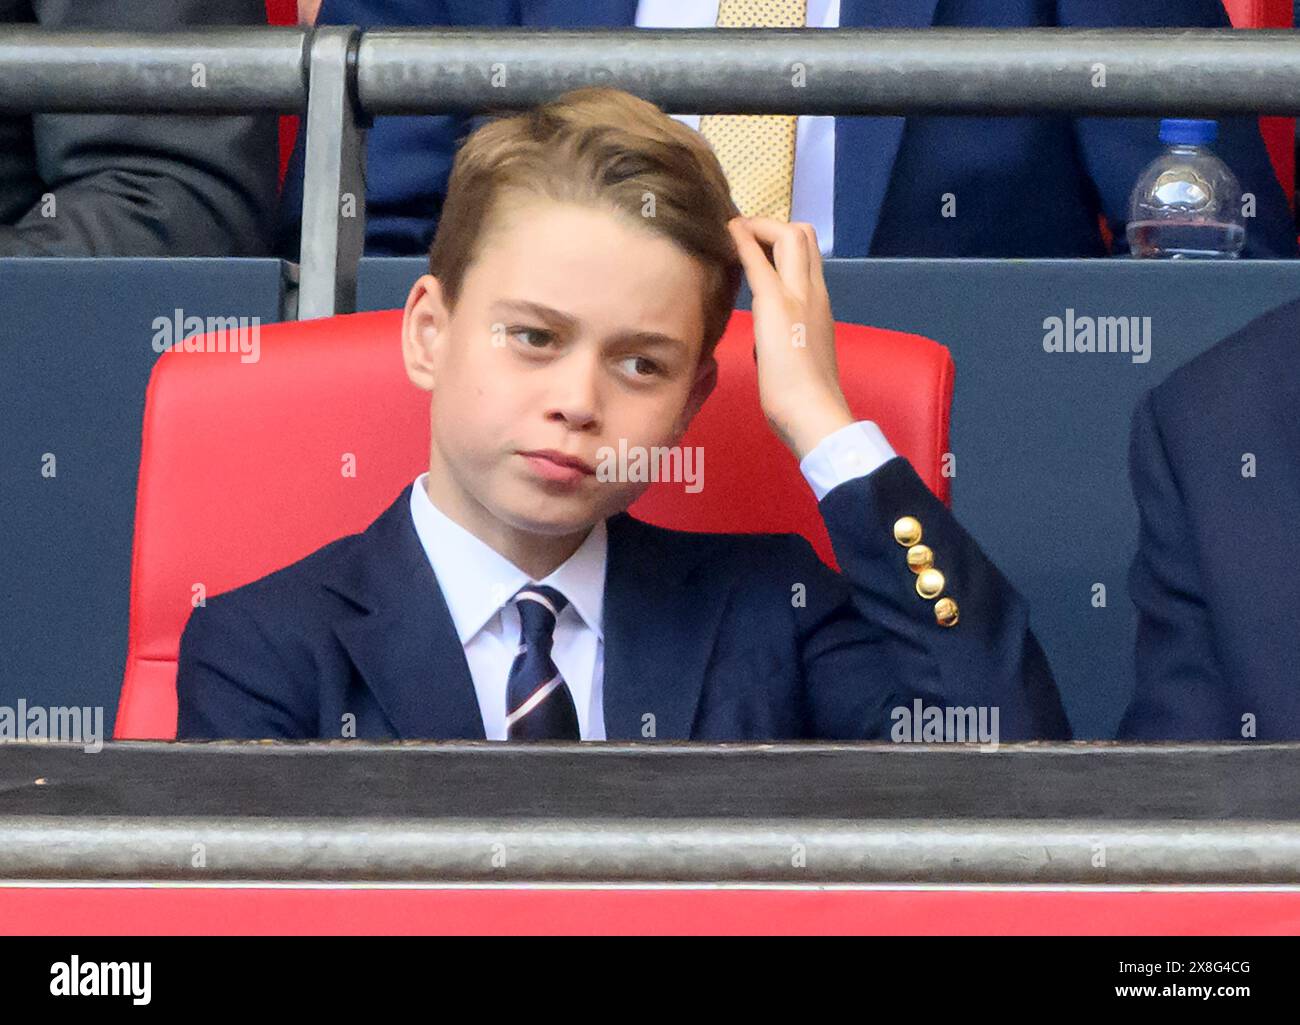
[1058, 0, 1297, 259]
[0, 0, 278, 257]
[1116, 388, 1233, 739]
[792, 457, 1072, 742]
[176, 595, 316, 740]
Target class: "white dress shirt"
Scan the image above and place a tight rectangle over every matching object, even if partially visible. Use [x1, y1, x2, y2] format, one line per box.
[408, 419, 894, 740]
[409, 476, 609, 740]
[636, 0, 840, 255]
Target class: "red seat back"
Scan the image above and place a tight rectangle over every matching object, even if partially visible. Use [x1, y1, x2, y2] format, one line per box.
[1222, 0, 1295, 206]
[264, 0, 301, 185]
[115, 308, 953, 739]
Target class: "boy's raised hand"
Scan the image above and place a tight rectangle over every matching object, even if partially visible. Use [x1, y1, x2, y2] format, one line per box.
[727, 216, 855, 461]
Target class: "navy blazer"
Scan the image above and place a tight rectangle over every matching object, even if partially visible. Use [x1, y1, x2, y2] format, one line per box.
[277, 0, 1296, 260]
[1119, 299, 1300, 740]
[176, 458, 1071, 741]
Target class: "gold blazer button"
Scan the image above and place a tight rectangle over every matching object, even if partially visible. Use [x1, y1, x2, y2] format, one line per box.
[906, 544, 934, 573]
[916, 567, 945, 600]
[893, 516, 922, 547]
[934, 597, 960, 628]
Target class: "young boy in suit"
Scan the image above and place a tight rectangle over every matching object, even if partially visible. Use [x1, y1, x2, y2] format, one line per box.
[178, 87, 1070, 742]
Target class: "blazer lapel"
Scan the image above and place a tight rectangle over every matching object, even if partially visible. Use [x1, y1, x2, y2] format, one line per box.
[601, 512, 729, 740]
[322, 485, 486, 740]
[320, 493, 729, 740]
[834, 0, 940, 255]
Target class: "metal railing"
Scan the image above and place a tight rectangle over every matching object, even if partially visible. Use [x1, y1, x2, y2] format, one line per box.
[358, 27, 1300, 115]
[0, 26, 307, 113]
[2, 26, 1299, 316]
[5, 740, 1300, 883]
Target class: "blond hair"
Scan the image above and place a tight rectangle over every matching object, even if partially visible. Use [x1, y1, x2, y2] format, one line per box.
[428, 86, 742, 359]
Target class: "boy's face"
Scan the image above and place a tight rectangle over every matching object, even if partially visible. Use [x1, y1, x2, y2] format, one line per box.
[403, 198, 718, 547]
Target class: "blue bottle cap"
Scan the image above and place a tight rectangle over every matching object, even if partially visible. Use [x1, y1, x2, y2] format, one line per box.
[1159, 118, 1218, 146]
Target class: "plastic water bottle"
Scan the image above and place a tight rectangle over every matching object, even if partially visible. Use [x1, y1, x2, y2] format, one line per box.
[1126, 119, 1245, 259]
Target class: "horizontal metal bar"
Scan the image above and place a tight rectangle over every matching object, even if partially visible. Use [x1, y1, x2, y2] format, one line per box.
[358, 27, 1300, 116]
[4, 27, 1300, 117]
[3, 816, 1299, 884]
[0, 27, 308, 114]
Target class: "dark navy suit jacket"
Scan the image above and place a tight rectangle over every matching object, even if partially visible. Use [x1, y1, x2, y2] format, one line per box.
[177, 458, 1071, 741]
[277, 0, 1296, 260]
[1120, 298, 1300, 740]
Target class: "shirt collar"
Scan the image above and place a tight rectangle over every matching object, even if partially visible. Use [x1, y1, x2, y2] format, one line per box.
[408, 472, 607, 644]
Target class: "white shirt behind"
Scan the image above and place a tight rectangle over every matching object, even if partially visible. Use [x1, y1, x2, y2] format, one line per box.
[635, 0, 840, 255]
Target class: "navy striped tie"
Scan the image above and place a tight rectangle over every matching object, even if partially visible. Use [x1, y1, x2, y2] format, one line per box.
[505, 585, 579, 741]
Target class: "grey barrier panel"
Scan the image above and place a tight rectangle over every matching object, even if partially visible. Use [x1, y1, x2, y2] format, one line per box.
[2, 741, 1298, 883]
[827, 259, 1300, 738]
[355, 256, 1300, 738]
[0, 259, 285, 734]
[360, 257, 424, 309]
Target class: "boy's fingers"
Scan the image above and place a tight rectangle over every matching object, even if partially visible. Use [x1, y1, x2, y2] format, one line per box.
[728, 217, 782, 296]
[741, 216, 811, 296]
[799, 223, 830, 302]
[799, 222, 825, 279]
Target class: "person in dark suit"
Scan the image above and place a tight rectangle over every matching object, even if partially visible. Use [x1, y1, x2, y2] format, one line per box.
[179, 87, 1070, 742]
[0, 0, 278, 256]
[277, 0, 1296, 260]
[1119, 298, 1300, 740]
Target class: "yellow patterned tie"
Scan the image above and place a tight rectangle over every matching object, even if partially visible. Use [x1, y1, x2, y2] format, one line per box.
[698, 0, 808, 221]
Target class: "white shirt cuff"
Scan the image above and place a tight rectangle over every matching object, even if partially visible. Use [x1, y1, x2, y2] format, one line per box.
[798, 420, 898, 502]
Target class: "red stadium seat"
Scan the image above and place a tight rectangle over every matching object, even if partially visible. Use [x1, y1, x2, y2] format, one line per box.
[1222, 0, 1295, 206]
[1223, 0, 1293, 28]
[264, 0, 298, 21]
[113, 308, 954, 739]
[264, 0, 301, 185]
